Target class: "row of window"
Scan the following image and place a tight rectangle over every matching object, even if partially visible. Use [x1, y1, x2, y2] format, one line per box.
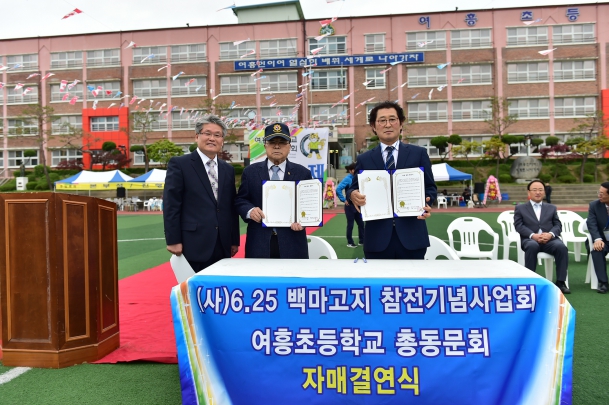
[1, 23, 596, 71]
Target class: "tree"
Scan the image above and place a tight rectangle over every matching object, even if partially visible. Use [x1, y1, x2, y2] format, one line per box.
[452, 140, 483, 181]
[500, 134, 525, 162]
[482, 137, 507, 177]
[129, 110, 159, 173]
[147, 140, 184, 168]
[92, 141, 131, 170]
[484, 97, 519, 174]
[15, 105, 59, 189]
[567, 111, 609, 182]
[430, 136, 450, 161]
[58, 123, 100, 170]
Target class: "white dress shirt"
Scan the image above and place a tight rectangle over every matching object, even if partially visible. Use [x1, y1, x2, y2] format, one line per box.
[196, 148, 218, 175]
[380, 140, 400, 166]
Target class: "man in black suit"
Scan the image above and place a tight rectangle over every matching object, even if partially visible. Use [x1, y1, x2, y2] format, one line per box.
[585, 181, 609, 294]
[514, 180, 570, 294]
[235, 122, 312, 259]
[347, 101, 436, 260]
[163, 115, 240, 271]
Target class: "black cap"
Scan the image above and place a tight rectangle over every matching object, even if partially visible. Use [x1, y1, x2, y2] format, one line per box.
[264, 122, 291, 142]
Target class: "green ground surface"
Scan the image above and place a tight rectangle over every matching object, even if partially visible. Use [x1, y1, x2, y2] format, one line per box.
[1, 211, 607, 404]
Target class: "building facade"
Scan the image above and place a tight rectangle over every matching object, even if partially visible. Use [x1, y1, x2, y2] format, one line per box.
[0, 2, 608, 173]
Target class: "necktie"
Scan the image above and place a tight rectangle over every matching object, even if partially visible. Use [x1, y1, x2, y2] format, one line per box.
[207, 160, 218, 200]
[271, 165, 280, 180]
[385, 146, 395, 170]
[534, 203, 541, 220]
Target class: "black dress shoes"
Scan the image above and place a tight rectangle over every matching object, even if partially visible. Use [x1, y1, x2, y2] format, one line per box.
[597, 282, 608, 294]
[555, 281, 571, 295]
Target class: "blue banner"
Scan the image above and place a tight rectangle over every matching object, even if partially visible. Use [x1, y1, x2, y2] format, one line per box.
[234, 53, 425, 71]
[172, 273, 574, 404]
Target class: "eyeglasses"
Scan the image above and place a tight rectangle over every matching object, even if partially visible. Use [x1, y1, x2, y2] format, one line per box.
[529, 188, 544, 192]
[199, 131, 223, 139]
[267, 140, 290, 146]
[376, 118, 399, 126]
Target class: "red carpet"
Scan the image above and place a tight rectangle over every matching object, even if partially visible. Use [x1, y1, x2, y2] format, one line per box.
[94, 262, 178, 364]
[0, 213, 339, 364]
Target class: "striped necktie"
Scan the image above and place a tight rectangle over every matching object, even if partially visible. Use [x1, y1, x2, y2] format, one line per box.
[385, 146, 395, 170]
[271, 165, 280, 180]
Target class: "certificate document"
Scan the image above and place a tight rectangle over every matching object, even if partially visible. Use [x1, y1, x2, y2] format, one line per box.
[393, 168, 425, 217]
[358, 170, 393, 221]
[296, 179, 323, 227]
[262, 181, 295, 227]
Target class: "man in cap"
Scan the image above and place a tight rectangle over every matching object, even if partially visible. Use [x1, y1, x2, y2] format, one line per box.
[163, 115, 240, 271]
[235, 122, 313, 258]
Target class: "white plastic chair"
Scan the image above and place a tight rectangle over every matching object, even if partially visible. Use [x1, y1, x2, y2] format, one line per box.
[557, 210, 587, 262]
[143, 200, 150, 211]
[517, 235, 569, 287]
[447, 217, 499, 260]
[437, 196, 448, 209]
[580, 221, 603, 290]
[425, 236, 461, 260]
[496, 210, 520, 261]
[307, 236, 337, 259]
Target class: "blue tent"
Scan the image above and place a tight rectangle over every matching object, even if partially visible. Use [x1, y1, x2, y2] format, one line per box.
[431, 163, 472, 182]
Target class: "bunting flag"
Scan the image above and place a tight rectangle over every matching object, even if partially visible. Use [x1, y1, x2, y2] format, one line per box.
[158, 64, 171, 71]
[41, 73, 55, 81]
[212, 94, 221, 100]
[315, 33, 331, 41]
[0, 66, 8, 71]
[391, 85, 399, 91]
[108, 103, 116, 108]
[26, 73, 41, 80]
[363, 80, 372, 86]
[253, 75, 267, 82]
[62, 8, 82, 20]
[180, 107, 185, 116]
[105, 90, 113, 96]
[22, 87, 33, 96]
[310, 46, 325, 55]
[233, 38, 250, 46]
[523, 18, 543, 25]
[138, 98, 147, 104]
[437, 62, 450, 70]
[125, 41, 137, 49]
[0, 82, 4, 89]
[67, 79, 80, 90]
[266, 95, 275, 100]
[62, 93, 70, 101]
[14, 83, 25, 91]
[92, 100, 98, 110]
[412, 93, 420, 99]
[437, 85, 447, 91]
[418, 40, 434, 47]
[457, 78, 465, 84]
[217, 3, 236, 11]
[69, 96, 78, 105]
[428, 89, 434, 99]
[380, 67, 392, 75]
[196, 85, 204, 92]
[390, 61, 402, 66]
[240, 50, 256, 59]
[185, 78, 196, 87]
[140, 54, 155, 63]
[130, 95, 139, 105]
[172, 72, 185, 80]
[319, 17, 337, 26]
[539, 48, 557, 56]
[113, 91, 123, 98]
[250, 68, 263, 76]
[401, 81, 409, 87]
[270, 101, 278, 107]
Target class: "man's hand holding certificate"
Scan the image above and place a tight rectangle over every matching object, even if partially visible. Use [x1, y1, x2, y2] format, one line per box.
[261, 179, 323, 228]
[351, 168, 432, 222]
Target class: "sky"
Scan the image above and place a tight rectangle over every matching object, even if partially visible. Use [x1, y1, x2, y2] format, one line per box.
[3, 0, 606, 40]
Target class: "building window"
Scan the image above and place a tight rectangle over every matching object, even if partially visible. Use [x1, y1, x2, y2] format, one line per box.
[8, 150, 38, 167]
[7, 87, 38, 104]
[259, 39, 297, 58]
[554, 97, 596, 117]
[408, 102, 448, 121]
[87, 49, 120, 67]
[220, 75, 256, 94]
[308, 36, 347, 55]
[133, 79, 168, 97]
[553, 60, 595, 81]
[51, 149, 83, 166]
[223, 143, 249, 162]
[50, 83, 84, 101]
[311, 70, 347, 90]
[406, 31, 446, 50]
[88, 81, 121, 99]
[452, 100, 491, 120]
[171, 44, 206, 62]
[407, 67, 447, 86]
[0, 151, 3, 167]
[311, 105, 348, 125]
[506, 27, 549, 46]
[450, 29, 492, 49]
[6, 54, 38, 70]
[260, 73, 298, 92]
[451, 65, 492, 85]
[132, 46, 168, 64]
[507, 62, 549, 83]
[171, 110, 200, 130]
[132, 150, 160, 165]
[90, 116, 119, 132]
[553, 24, 594, 45]
[220, 41, 255, 60]
[7, 119, 38, 136]
[260, 106, 298, 123]
[146, 116, 168, 131]
[508, 99, 550, 118]
[172, 77, 206, 96]
[52, 115, 82, 134]
[365, 34, 385, 53]
[365, 69, 386, 88]
[50, 51, 83, 69]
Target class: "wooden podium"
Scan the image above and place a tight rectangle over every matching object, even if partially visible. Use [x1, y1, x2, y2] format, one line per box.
[0, 193, 120, 368]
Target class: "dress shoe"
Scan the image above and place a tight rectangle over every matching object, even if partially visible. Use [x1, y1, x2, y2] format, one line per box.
[598, 283, 608, 294]
[555, 281, 571, 295]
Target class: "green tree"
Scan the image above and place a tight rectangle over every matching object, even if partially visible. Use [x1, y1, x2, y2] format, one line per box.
[58, 123, 100, 170]
[484, 97, 519, 175]
[544, 136, 560, 147]
[129, 110, 159, 173]
[430, 136, 450, 161]
[452, 140, 483, 181]
[147, 140, 184, 168]
[482, 137, 507, 178]
[501, 134, 525, 162]
[15, 104, 59, 190]
[568, 111, 609, 182]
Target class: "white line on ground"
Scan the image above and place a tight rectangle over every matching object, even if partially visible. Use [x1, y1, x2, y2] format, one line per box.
[118, 238, 165, 242]
[0, 367, 31, 385]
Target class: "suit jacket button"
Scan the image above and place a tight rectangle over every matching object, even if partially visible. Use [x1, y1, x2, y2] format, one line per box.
[217, 209, 220, 212]
[215, 226, 218, 230]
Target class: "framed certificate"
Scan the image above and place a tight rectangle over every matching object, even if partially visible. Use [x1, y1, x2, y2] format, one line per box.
[262, 181, 295, 227]
[357, 170, 393, 221]
[296, 179, 323, 227]
[393, 168, 425, 217]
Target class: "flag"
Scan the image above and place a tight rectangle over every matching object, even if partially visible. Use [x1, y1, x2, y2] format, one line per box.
[62, 8, 82, 20]
[62, 93, 70, 101]
[319, 17, 337, 27]
[125, 41, 136, 49]
[69, 96, 78, 105]
[14, 83, 24, 91]
[41, 73, 55, 81]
